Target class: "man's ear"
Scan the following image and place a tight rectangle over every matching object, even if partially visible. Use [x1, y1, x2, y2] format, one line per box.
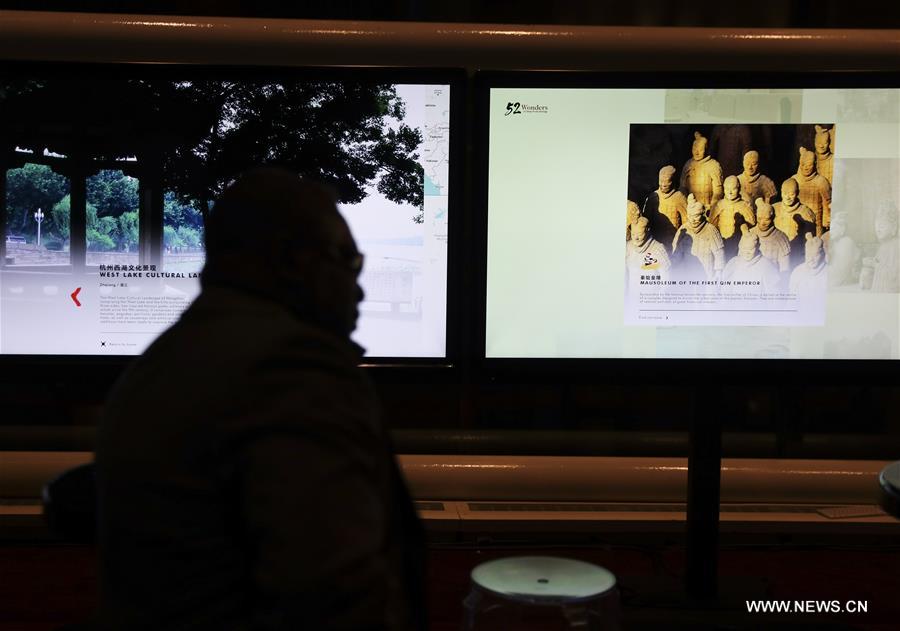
[274, 241, 317, 284]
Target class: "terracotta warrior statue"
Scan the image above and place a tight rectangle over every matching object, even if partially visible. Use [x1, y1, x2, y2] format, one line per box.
[750, 198, 791, 273]
[737, 150, 777, 207]
[680, 131, 723, 212]
[789, 233, 828, 297]
[626, 216, 671, 283]
[722, 224, 781, 291]
[709, 175, 755, 260]
[646, 165, 687, 253]
[626, 199, 641, 241]
[814, 124, 834, 184]
[773, 177, 817, 243]
[672, 193, 725, 280]
[861, 201, 900, 293]
[825, 211, 859, 288]
[795, 147, 832, 233]
[710, 176, 756, 239]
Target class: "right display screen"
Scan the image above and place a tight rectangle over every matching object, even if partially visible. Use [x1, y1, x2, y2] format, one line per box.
[485, 81, 900, 359]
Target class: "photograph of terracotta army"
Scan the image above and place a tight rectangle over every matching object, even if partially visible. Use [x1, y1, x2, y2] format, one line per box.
[826, 158, 900, 293]
[626, 123, 846, 295]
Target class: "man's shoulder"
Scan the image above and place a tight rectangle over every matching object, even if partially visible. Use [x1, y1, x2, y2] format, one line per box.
[187, 287, 356, 353]
[117, 287, 362, 398]
[103, 287, 373, 443]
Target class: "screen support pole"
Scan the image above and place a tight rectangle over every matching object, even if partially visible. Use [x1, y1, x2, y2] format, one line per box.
[685, 385, 723, 600]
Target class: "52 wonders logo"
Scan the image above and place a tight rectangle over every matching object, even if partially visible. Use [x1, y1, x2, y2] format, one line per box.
[504, 101, 550, 116]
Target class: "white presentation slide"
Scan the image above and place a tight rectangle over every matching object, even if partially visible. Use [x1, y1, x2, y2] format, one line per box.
[0, 82, 450, 358]
[486, 86, 900, 359]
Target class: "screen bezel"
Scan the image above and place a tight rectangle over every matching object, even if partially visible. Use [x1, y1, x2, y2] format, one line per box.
[475, 70, 900, 385]
[0, 61, 465, 372]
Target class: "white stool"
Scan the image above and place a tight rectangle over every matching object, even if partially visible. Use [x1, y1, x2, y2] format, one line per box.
[462, 556, 620, 630]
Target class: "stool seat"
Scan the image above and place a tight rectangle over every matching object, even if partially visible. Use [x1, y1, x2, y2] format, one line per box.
[472, 556, 616, 603]
[463, 556, 620, 630]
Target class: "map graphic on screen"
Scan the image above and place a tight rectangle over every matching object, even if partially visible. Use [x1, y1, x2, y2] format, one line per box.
[485, 84, 900, 360]
[0, 73, 451, 358]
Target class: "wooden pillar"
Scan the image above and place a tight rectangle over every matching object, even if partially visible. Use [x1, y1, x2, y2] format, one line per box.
[0, 161, 7, 266]
[69, 160, 88, 273]
[138, 168, 164, 268]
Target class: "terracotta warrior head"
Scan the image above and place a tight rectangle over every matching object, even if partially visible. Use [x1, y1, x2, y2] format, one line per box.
[691, 132, 708, 161]
[631, 216, 650, 246]
[798, 147, 816, 177]
[830, 210, 847, 240]
[627, 199, 641, 225]
[755, 198, 774, 231]
[875, 201, 899, 242]
[804, 232, 825, 269]
[738, 224, 760, 261]
[742, 150, 760, 177]
[724, 175, 741, 202]
[781, 177, 799, 207]
[658, 165, 676, 194]
[814, 125, 832, 157]
[686, 194, 706, 230]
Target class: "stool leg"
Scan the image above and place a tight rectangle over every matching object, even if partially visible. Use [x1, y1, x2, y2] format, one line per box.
[461, 590, 482, 630]
[561, 603, 590, 629]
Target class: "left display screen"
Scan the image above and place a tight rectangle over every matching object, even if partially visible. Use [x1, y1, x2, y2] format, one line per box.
[0, 68, 451, 358]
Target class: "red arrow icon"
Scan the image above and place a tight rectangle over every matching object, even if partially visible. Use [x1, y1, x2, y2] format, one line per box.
[71, 287, 82, 307]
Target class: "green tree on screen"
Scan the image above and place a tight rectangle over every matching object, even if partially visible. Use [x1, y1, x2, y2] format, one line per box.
[87, 169, 139, 218]
[50, 195, 71, 241]
[175, 225, 201, 249]
[163, 225, 183, 250]
[164, 192, 203, 230]
[161, 80, 424, 217]
[118, 211, 139, 252]
[2, 77, 426, 236]
[5, 163, 69, 240]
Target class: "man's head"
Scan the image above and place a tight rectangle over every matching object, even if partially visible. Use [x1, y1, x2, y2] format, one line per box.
[204, 167, 363, 337]
[742, 150, 760, 177]
[691, 132, 708, 161]
[686, 194, 706, 230]
[658, 165, 676, 194]
[799, 147, 816, 177]
[724, 175, 740, 201]
[781, 178, 799, 207]
[631, 216, 650, 246]
[756, 198, 774, 230]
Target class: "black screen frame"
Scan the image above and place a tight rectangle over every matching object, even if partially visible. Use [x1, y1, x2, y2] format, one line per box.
[475, 70, 900, 386]
[0, 61, 466, 378]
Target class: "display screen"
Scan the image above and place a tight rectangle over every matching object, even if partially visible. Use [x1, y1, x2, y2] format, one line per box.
[1, 69, 451, 358]
[485, 81, 900, 359]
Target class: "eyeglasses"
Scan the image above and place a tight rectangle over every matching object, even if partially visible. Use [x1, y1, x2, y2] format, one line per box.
[319, 243, 364, 275]
[292, 237, 364, 275]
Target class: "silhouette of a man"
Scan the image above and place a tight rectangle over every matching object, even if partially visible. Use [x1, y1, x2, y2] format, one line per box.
[96, 167, 425, 630]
